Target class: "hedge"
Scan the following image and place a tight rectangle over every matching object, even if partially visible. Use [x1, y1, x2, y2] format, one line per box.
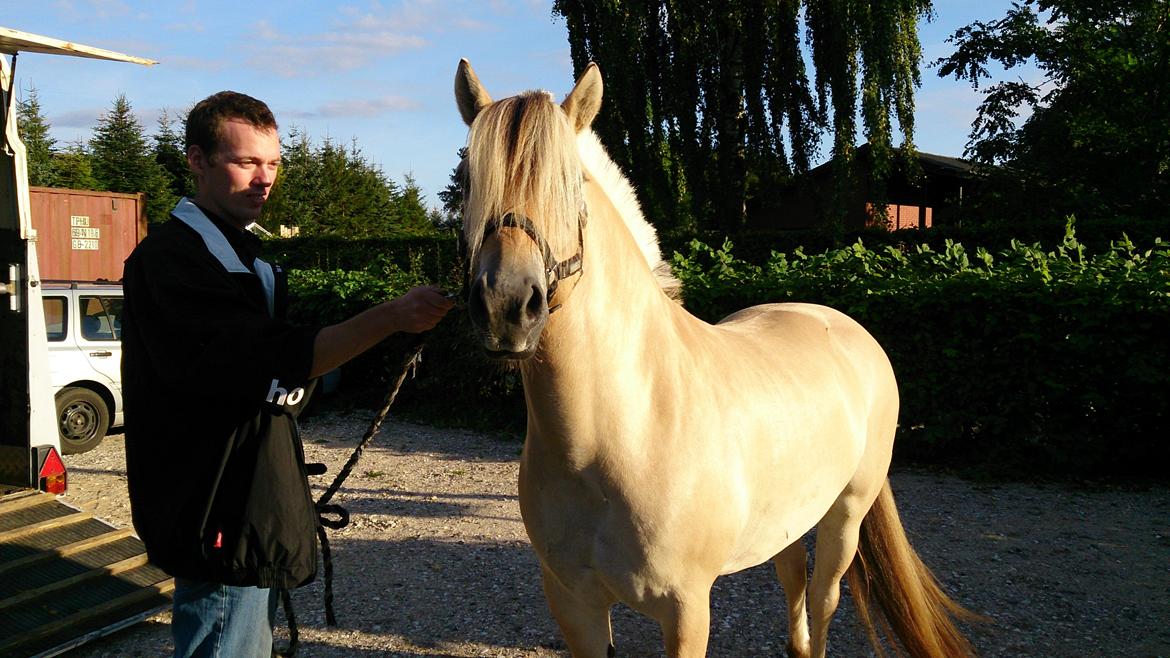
[671, 221, 1170, 478]
[279, 220, 1169, 478]
[663, 214, 1170, 266]
[284, 255, 527, 433]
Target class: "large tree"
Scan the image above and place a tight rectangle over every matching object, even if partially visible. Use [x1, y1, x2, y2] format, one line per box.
[154, 108, 193, 201]
[16, 86, 59, 187]
[552, 0, 932, 234]
[53, 140, 101, 191]
[90, 94, 177, 222]
[260, 129, 437, 238]
[936, 0, 1170, 221]
[435, 147, 468, 230]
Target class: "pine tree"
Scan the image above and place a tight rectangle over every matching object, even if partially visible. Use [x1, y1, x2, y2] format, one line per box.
[261, 128, 320, 235]
[395, 173, 435, 235]
[435, 147, 468, 230]
[16, 86, 59, 187]
[90, 94, 177, 222]
[52, 140, 101, 191]
[154, 108, 192, 200]
[260, 130, 440, 238]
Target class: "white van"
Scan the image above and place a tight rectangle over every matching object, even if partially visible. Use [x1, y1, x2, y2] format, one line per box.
[41, 282, 124, 454]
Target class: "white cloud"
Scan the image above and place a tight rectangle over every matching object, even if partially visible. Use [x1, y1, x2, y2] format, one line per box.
[242, 0, 515, 78]
[163, 21, 205, 33]
[52, 108, 104, 128]
[162, 54, 230, 72]
[52, 0, 132, 19]
[246, 16, 430, 78]
[283, 95, 422, 119]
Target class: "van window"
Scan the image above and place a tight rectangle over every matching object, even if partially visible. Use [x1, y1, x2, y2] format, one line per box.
[43, 296, 67, 341]
[80, 296, 123, 341]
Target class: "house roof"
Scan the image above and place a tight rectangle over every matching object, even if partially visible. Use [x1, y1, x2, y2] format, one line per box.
[807, 143, 974, 180]
[0, 26, 156, 65]
[916, 150, 974, 177]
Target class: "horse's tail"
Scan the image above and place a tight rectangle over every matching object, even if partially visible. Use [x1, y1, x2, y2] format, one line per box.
[846, 480, 981, 658]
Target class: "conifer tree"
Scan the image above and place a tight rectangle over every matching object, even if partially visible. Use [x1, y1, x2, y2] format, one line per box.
[90, 94, 176, 222]
[260, 130, 439, 238]
[435, 147, 468, 230]
[53, 140, 101, 191]
[395, 173, 435, 236]
[154, 108, 192, 200]
[16, 86, 59, 187]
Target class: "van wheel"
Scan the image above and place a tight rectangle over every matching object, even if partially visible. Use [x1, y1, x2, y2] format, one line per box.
[56, 387, 108, 455]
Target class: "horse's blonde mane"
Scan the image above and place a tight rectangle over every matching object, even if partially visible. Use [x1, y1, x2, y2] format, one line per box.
[575, 130, 680, 299]
[464, 89, 680, 299]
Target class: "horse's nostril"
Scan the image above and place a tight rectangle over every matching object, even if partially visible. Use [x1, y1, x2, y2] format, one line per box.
[526, 285, 544, 320]
[468, 280, 488, 324]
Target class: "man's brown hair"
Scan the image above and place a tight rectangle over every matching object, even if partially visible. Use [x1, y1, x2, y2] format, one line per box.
[185, 91, 277, 158]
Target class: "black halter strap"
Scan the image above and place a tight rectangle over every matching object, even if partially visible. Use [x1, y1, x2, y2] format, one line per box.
[479, 211, 586, 313]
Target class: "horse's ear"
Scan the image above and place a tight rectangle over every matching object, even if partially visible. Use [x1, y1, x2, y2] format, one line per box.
[561, 63, 602, 133]
[455, 58, 493, 126]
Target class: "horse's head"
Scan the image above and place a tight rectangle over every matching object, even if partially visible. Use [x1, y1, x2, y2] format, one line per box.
[454, 58, 602, 360]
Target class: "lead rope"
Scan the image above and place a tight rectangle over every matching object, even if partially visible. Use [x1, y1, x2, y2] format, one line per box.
[276, 337, 428, 657]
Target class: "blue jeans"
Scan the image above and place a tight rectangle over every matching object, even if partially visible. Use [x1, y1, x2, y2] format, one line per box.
[172, 578, 278, 658]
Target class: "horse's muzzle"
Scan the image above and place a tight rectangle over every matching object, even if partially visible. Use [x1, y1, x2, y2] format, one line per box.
[467, 270, 548, 359]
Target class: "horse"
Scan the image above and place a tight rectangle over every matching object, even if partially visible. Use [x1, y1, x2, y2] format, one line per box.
[453, 58, 976, 658]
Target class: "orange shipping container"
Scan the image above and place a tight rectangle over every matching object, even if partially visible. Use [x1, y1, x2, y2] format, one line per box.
[29, 187, 147, 282]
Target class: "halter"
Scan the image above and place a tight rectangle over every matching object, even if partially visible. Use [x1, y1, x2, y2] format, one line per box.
[472, 209, 587, 314]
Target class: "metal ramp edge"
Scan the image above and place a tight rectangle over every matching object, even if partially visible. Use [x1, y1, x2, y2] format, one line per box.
[0, 491, 173, 657]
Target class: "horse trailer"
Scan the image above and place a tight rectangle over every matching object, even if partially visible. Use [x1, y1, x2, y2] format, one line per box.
[0, 26, 173, 657]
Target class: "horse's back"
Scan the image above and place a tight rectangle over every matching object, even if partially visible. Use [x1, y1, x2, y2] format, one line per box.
[716, 302, 894, 382]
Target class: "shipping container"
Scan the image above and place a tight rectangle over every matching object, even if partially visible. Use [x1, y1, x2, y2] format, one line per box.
[29, 187, 146, 282]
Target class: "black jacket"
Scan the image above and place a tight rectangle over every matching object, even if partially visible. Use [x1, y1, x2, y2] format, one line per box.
[122, 200, 321, 589]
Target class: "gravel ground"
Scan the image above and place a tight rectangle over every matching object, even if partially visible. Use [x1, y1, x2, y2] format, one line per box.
[59, 411, 1170, 657]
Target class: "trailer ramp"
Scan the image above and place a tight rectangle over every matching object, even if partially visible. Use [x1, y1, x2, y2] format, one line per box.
[0, 490, 172, 657]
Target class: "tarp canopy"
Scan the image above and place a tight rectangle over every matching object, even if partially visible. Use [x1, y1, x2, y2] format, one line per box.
[0, 26, 156, 65]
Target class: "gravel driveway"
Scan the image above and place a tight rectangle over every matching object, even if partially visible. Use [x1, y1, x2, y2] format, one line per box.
[60, 411, 1170, 657]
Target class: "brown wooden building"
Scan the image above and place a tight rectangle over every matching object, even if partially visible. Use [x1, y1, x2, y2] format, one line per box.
[748, 144, 975, 231]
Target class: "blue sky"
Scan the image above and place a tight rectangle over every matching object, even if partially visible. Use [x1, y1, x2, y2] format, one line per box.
[4, 1, 1034, 207]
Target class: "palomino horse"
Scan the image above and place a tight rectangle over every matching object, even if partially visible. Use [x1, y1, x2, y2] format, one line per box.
[454, 59, 975, 658]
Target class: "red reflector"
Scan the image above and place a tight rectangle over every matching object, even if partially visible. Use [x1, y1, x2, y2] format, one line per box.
[213, 531, 223, 549]
[39, 448, 68, 495]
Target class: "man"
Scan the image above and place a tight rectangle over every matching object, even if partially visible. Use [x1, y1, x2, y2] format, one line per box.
[121, 91, 452, 657]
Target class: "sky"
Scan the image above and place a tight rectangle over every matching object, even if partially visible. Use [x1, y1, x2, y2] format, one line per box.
[4, 1, 1037, 208]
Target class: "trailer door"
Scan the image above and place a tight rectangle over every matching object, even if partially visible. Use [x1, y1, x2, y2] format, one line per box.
[0, 49, 58, 490]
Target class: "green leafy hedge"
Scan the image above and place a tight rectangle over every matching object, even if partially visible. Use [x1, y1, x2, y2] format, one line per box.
[280, 221, 1169, 478]
[664, 214, 1170, 266]
[671, 221, 1170, 478]
[263, 234, 461, 275]
[285, 253, 527, 433]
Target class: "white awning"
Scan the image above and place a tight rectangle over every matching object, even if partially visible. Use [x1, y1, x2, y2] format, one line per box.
[0, 26, 156, 65]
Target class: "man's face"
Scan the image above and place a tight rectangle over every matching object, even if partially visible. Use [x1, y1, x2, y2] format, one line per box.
[188, 118, 280, 228]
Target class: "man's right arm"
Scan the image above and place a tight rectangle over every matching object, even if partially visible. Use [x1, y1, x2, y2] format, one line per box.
[308, 285, 453, 378]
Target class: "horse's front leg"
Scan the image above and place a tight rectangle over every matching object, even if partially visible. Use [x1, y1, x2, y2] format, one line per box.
[540, 565, 616, 657]
[659, 587, 713, 658]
